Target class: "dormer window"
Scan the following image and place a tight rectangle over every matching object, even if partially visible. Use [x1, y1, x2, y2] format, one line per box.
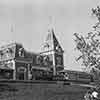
[6, 49, 9, 53]
[18, 48, 24, 57]
[6, 48, 13, 53]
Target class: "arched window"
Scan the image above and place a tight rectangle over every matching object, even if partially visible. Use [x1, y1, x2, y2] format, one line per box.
[36, 55, 43, 65]
[43, 55, 50, 66]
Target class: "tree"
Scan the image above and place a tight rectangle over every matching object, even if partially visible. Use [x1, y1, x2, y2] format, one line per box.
[74, 6, 100, 80]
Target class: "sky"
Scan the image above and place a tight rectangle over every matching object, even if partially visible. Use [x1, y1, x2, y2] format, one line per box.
[0, 0, 100, 70]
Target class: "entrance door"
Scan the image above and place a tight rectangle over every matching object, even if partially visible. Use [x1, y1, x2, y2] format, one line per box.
[18, 72, 24, 80]
[17, 67, 26, 80]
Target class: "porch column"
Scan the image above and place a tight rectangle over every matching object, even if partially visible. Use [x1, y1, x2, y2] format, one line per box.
[13, 60, 16, 80]
[13, 70, 16, 80]
[28, 64, 32, 80]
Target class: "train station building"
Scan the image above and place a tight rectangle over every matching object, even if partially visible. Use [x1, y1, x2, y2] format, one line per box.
[0, 28, 64, 80]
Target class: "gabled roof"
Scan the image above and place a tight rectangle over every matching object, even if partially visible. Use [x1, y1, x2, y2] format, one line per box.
[42, 28, 64, 53]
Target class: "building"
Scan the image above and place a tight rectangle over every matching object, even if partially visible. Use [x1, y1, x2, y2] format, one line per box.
[0, 28, 64, 80]
[0, 43, 34, 80]
[0, 28, 92, 82]
[40, 28, 64, 75]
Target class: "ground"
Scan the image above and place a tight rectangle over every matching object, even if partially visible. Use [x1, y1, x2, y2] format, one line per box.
[0, 80, 92, 100]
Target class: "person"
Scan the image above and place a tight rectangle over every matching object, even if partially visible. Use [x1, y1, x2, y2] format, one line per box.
[84, 91, 93, 100]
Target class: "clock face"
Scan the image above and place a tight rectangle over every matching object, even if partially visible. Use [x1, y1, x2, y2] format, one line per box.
[55, 54, 63, 66]
[56, 56, 62, 65]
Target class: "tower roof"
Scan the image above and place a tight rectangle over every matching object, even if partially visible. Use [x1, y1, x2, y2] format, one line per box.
[41, 28, 64, 53]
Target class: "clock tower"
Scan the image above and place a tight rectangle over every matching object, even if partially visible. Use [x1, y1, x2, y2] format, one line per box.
[40, 28, 64, 75]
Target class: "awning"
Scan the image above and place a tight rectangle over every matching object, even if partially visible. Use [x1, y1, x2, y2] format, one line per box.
[15, 58, 32, 64]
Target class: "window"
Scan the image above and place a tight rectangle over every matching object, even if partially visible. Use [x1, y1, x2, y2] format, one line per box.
[18, 48, 24, 57]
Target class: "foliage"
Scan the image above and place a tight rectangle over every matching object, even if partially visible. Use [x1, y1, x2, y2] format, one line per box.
[74, 6, 100, 80]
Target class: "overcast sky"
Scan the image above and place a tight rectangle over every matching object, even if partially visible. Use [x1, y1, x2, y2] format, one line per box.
[0, 0, 100, 70]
